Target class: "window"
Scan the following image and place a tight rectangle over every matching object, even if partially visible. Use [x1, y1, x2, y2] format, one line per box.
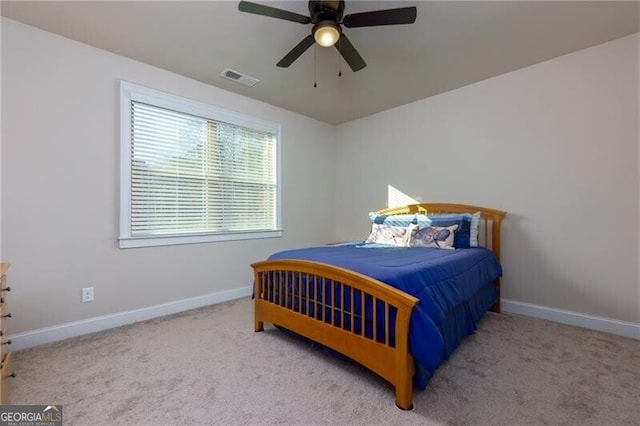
[120, 82, 281, 248]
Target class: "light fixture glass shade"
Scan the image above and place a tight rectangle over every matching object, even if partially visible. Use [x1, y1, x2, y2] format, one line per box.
[314, 23, 340, 47]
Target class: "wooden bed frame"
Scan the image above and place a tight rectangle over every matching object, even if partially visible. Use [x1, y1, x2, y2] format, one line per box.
[251, 203, 505, 410]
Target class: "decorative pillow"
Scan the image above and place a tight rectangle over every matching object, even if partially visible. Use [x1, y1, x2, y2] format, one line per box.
[365, 223, 411, 247]
[426, 212, 481, 248]
[409, 224, 458, 249]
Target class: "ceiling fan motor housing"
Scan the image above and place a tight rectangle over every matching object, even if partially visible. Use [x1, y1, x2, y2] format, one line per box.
[308, 0, 345, 23]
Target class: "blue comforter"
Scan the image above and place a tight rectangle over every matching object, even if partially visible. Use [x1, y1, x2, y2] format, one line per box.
[268, 243, 502, 388]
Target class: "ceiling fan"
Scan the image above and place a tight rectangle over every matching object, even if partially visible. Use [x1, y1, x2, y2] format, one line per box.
[238, 1, 417, 72]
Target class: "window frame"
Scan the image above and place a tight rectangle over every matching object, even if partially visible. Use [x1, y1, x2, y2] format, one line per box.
[119, 81, 282, 248]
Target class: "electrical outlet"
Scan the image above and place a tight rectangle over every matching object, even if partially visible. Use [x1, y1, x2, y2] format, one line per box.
[81, 287, 94, 303]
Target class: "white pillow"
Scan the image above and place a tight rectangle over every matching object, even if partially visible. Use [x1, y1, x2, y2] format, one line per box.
[366, 223, 411, 247]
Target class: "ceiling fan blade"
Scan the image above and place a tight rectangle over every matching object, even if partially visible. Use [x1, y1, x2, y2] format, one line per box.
[277, 35, 315, 67]
[334, 35, 366, 72]
[343, 6, 417, 28]
[238, 1, 311, 24]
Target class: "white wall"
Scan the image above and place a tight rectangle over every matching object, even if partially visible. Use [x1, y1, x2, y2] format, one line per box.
[1, 18, 336, 333]
[335, 34, 640, 324]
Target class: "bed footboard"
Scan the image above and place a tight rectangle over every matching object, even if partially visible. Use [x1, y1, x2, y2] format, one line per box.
[251, 259, 419, 410]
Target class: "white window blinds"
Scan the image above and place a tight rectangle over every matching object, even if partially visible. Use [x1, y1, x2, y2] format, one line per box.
[120, 82, 281, 248]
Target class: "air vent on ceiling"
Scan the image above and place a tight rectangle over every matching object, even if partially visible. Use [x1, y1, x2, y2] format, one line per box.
[220, 68, 259, 87]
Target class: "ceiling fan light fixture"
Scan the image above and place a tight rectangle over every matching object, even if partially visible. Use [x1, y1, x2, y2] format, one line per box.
[313, 21, 340, 47]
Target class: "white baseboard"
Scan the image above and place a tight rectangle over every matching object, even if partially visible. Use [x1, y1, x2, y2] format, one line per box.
[501, 298, 640, 340]
[10, 292, 637, 351]
[8, 285, 253, 351]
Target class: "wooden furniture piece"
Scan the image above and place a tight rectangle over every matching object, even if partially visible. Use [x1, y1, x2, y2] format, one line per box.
[0, 263, 14, 404]
[251, 203, 505, 410]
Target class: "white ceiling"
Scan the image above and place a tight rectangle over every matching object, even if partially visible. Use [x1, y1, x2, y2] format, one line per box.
[2, 1, 638, 124]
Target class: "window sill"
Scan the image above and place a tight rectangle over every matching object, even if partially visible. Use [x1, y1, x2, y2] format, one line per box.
[119, 230, 283, 248]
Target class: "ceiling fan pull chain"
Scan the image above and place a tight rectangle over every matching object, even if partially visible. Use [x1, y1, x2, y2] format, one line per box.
[338, 39, 342, 77]
[314, 44, 318, 88]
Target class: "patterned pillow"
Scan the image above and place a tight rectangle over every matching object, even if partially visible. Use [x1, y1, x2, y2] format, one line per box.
[408, 224, 458, 250]
[366, 223, 411, 246]
[426, 212, 481, 248]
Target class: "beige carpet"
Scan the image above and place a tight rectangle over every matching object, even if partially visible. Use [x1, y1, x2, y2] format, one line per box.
[9, 297, 640, 425]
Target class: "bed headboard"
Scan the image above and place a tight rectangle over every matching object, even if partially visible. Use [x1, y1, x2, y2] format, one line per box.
[375, 203, 506, 262]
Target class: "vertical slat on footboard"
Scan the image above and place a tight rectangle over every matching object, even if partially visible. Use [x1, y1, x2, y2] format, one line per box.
[360, 290, 365, 337]
[252, 259, 419, 410]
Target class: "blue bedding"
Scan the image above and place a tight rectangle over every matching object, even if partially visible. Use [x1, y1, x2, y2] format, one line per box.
[268, 243, 502, 388]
